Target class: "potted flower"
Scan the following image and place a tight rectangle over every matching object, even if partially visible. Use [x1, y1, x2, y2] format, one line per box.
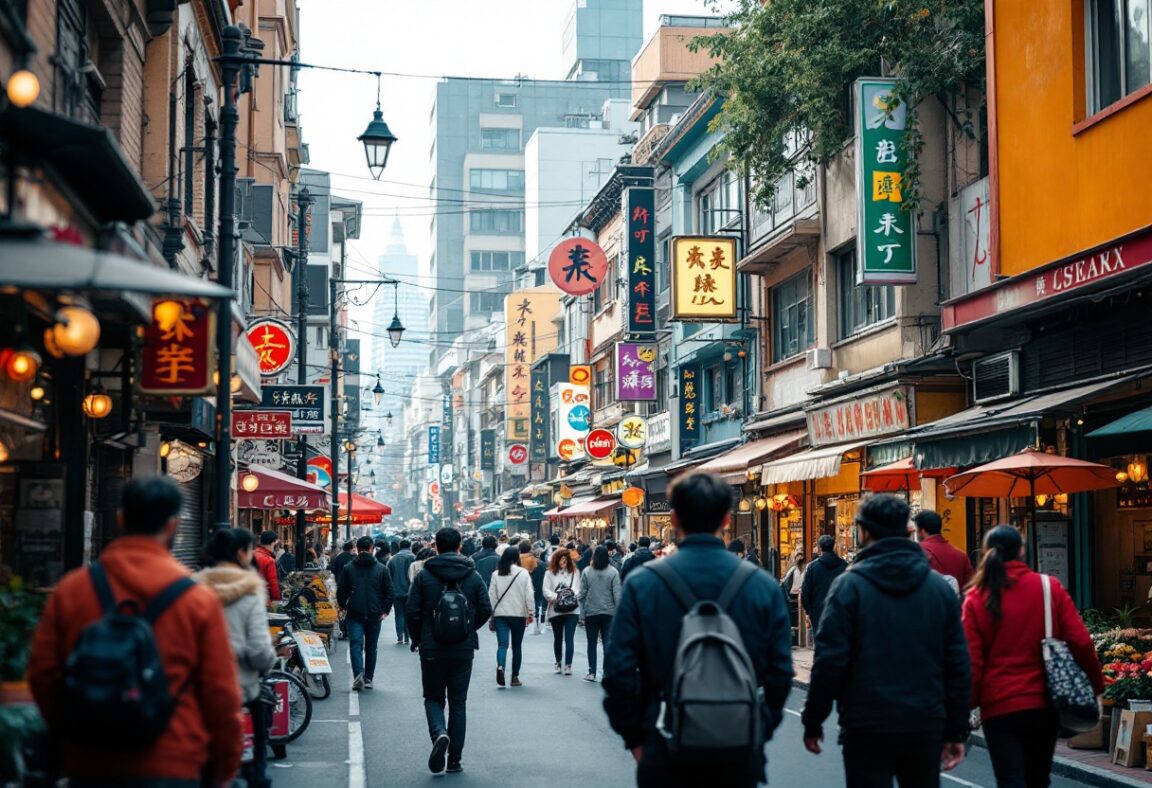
[0, 572, 47, 782]
[1099, 632, 1152, 707]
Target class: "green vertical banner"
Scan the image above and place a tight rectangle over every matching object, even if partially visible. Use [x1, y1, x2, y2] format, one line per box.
[854, 78, 917, 284]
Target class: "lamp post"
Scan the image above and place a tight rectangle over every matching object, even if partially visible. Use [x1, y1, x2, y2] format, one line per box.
[293, 187, 313, 568]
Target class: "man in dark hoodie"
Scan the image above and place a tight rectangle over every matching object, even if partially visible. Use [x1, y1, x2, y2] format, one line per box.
[406, 527, 492, 775]
[337, 536, 394, 691]
[620, 535, 655, 581]
[471, 535, 499, 588]
[800, 535, 847, 632]
[388, 539, 417, 645]
[802, 494, 970, 786]
[374, 537, 391, 567]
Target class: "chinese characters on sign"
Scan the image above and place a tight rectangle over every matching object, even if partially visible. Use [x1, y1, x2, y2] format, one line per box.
[480, 429, 496, 471]
[428, 425, 441, 465]
[547, 237, 609, 297]
[670, 237, 738, 321]
[530, 365, 550, 463]
[614, 343, 657, 401]
[504, 288, 562, 441]
[556, 382, 590, 461]
[244, 319, 296, 377]
[679, 366, 700, 449]
[231, 410, 293, 438]
[952, 177, 993, 296]
[855, 78, 917, 284]
[140, 299, 215, 394]
[624, 188, 657, 333]
[259, 385, 325, 434]
[805, 388, 910, 446]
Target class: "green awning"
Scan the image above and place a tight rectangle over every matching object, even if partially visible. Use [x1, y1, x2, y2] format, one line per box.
[1087, 405, 1152, 438]
[914, 425, 1036, 470]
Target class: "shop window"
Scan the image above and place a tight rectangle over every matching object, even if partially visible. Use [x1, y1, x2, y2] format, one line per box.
[1087, 0, 1152, 113]
[771, 271, 814, 363]
[837, 247, 895, 338]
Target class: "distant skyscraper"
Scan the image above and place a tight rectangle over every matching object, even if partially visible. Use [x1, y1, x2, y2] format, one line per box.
[371, 217, 427, 435]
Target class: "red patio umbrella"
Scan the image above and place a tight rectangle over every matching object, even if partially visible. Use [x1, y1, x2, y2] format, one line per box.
[860, 457, 956, 493]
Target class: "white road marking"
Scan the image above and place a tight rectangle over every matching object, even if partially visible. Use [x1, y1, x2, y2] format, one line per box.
[942, 775, 983, 787]
[348, 720, 366, 788]
[785, 709, 801, 717]
[349, 689, 360, 717]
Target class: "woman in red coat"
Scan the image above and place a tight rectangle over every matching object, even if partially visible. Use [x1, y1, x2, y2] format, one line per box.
[962, 525, 1104, 788]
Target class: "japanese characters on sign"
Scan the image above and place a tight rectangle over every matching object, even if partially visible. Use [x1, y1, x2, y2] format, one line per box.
[556, 382, 590, 461]
[614, 343, 657, 402]
[530, 365, 550, 463]
[428, 425, 441, 465]
[854, 78, 917, 284]
[805, 387, 911, 446]
[624, 188, 657, 333]
[679, 366, 701, 449]
[505, 288, 562, 441]
[480, 429, 496, 471]
[231, 410, 293, 438]
[547, 238, 609, 297]
[244, 318, 296, 377]
[140, 299, 215, 395]
[670, 237, 738, 321]
[258, 385, 325, 434]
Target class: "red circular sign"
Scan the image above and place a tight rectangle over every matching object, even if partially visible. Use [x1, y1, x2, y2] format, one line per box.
[585, 428, 616, 460]
[548, 238, 609, 296]
[246, 319, 296, 376]
[557, 438, 579, 462]
[507, 443, 529, 465]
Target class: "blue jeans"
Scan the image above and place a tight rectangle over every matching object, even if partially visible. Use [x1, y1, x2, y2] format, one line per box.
[494, 616, 527, 675]
[550, 614, 578, 665]
[348, 617, 382, 681]
[584, 613, 612, 674]
[393, 596, 408, 641]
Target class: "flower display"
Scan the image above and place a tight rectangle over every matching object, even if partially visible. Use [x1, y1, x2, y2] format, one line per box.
[1094, 628, 1152, 703]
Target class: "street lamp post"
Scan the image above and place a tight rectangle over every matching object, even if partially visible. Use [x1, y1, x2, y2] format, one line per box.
[293, 187, 313, 569]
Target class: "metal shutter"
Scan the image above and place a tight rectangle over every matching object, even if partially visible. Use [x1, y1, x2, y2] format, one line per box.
[172, 474, 205, 569]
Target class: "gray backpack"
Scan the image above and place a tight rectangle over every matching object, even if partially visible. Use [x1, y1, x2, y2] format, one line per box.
[646, 560, 761, 753]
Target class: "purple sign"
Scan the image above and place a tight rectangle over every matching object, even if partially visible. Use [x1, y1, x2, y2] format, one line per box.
[615, 343, 658, 401]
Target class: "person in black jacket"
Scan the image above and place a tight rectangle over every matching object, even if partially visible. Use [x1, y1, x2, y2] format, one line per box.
[406, 528, 492, 775]
[603, 473, 793, 788]
[620, 535, 655, 581]
[800, 535, 847, 633]
[374, 537, 391, 567]
[330, 540, 355, 581]
[471, 535, 499, 588]
[802, 494, 970, 786]
[388, 540, 417, 645]
[337, 536, 394, 691]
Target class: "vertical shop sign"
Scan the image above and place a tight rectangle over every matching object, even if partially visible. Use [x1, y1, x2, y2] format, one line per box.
[140, 299, 215, 394]
[855, 77, 917, 284]
[480, 429, 496, 471]
[504, 287, 562, 441]
[670, 237, 738, 321]
[614, 343, 657, 401]
[530, 365, 550, 462]
[679, 365, 701, 449]
[428, 426, 441, 465]
[624, 187, 657, 333]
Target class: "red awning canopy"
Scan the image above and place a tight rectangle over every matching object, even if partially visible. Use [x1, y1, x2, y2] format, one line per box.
[860, 457, 957, 492]
[237, 465, 331, 510]
[337, 491, 392, 517]
[548, 496, 619, 519]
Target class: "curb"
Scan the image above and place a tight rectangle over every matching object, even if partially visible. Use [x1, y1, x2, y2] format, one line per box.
[790, 675, 1146, 788]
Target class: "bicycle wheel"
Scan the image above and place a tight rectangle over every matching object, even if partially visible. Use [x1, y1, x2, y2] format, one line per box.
[267, 669, 312, 744]
[302, 670, 331, 700]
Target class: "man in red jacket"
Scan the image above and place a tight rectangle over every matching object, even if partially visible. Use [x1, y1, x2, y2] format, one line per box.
[913, 510, 973, 590]
[254, 529, 282, 601]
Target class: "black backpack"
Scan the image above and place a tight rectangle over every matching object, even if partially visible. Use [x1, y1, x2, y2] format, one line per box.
[432, 579, 471, 644]
[62, 561, 196, 751]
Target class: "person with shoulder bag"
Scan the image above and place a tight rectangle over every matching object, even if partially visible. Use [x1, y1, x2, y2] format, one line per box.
[488, 548, 534, 687]
[543, 547, 582, 675]
[963, 525, 1104, 788]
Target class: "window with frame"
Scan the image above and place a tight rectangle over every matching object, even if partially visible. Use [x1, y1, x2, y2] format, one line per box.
[469, 292, 505, 314]
[837, 247, 896, 338]
[480, 128, 520, 150]
[495, 93, 518, 108]
[470, 251, 524, 272]
[470, 169, 524, 192]
[706, 366, 724, 411]
[55, 0, 101, 124]
[696, 171, 742, 234]
[593, 367, 611, 411]
[469, 210, 524, 234]
[1087, 0, 1152, 113]
[771, 272, 814, 363]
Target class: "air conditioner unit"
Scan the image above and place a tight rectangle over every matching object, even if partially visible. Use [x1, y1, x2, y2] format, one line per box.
[806, 347, 833, 370]
[972, 351, 1020, 404]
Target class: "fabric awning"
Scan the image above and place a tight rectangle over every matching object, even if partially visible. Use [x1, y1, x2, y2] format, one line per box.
[237, 465, 331, 510]
[545, 495, 612, 518]
[760, 441, 870, 486]
[695, 430, 807, 483]
[1088, 404, 1152, 438]
[337, 491, 392, 517]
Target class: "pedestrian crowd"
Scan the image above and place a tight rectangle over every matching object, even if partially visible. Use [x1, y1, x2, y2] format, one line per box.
[23, 470, 1106, 788]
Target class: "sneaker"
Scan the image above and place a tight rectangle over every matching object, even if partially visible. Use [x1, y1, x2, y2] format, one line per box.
[563, 665, 572, 676]
[446, 758, 463, 774]
[584, 672, 596, 682]
[554, 662, 562, 674]
[510, 675, 522, 687]
[496, 667, 505, 687]
[363, 678, 373, 690]
[396, 638, 405, 645]
[352, 674, 364, 691]
[428, 733, 450, 774]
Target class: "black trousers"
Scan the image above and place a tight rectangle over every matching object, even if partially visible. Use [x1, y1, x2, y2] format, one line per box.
[241, 696, 271, 788]
[841, 734, 942, 788]
[420, 655, 473, 760]
[584, 613, 612, 674]
[637, 737, 760, 788]
[982, 708, 1060, 788]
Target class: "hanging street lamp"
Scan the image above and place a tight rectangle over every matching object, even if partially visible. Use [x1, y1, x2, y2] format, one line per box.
[358, 81, 398, 180]
[372, 373, 384, 406]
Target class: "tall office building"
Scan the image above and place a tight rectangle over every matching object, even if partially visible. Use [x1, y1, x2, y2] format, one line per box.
[427, 0, 644, 345]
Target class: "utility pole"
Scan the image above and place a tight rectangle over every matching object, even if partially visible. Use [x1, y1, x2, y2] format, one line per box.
[329, 275, 341, 546]
[294, 187, 313, 569]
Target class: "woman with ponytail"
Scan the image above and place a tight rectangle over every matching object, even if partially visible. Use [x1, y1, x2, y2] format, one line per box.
[962, 525, 1103, 788]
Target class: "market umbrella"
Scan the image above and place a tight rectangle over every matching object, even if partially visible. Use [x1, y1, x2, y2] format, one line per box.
[942, 448, 1119, 560]
[860, 457, 956, 493]
[479, 520, 504, 533]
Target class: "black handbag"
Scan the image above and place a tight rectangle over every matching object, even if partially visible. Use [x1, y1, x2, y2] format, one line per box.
[1040, 575, 1100, 733]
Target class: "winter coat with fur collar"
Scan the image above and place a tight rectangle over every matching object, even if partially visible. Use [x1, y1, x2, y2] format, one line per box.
[194, 565, 277, 701]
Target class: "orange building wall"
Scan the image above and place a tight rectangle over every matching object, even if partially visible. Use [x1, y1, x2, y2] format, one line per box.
[992, 1, 1152, 276]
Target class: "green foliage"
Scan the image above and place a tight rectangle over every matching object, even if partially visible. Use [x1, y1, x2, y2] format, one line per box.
[693, 0, 985, 208]
[0, 576, 45, 682]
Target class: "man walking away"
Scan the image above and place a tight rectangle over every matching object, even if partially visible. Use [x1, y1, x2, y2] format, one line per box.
[620, 535, 655, 581]
[407, 528, 492, 775]
[603, 472, 793, 788]
[331, 540, 355, 581]
[802, 494, 970, 787]
[389, 539, 417, 644]
[472, 535, 500, 588]
[374, 537, 391, 567]
[254, 530, 282, 602]
[29, 476, 243, 786]
[338, 536, 394, 691]
[913, 510, 973, 591]
[800, 535, 847, 633]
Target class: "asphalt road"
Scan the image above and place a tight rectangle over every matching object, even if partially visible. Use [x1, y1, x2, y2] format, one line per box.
[270, 623, 1095, 788]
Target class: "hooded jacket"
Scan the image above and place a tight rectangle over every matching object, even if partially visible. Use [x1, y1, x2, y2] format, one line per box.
[802, 537, 971, 743]
[254, 544, 281, 601]
[620, 546, 655, 581]
[337, 552, 395, 622]
[800, 549, 848, 630]
[406, 552, 492, 658]
[388, 548, 417, 597]
[330, 549, 355, 584]
[194, 565, 277, 702]
[471, 547, 499, 588]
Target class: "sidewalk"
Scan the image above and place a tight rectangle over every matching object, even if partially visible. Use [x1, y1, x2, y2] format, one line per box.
[790, 647, 1150, 788]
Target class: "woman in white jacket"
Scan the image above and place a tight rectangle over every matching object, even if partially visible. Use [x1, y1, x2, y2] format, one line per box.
[543, 547, 581, 675]
[488, 548, 534, 687]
